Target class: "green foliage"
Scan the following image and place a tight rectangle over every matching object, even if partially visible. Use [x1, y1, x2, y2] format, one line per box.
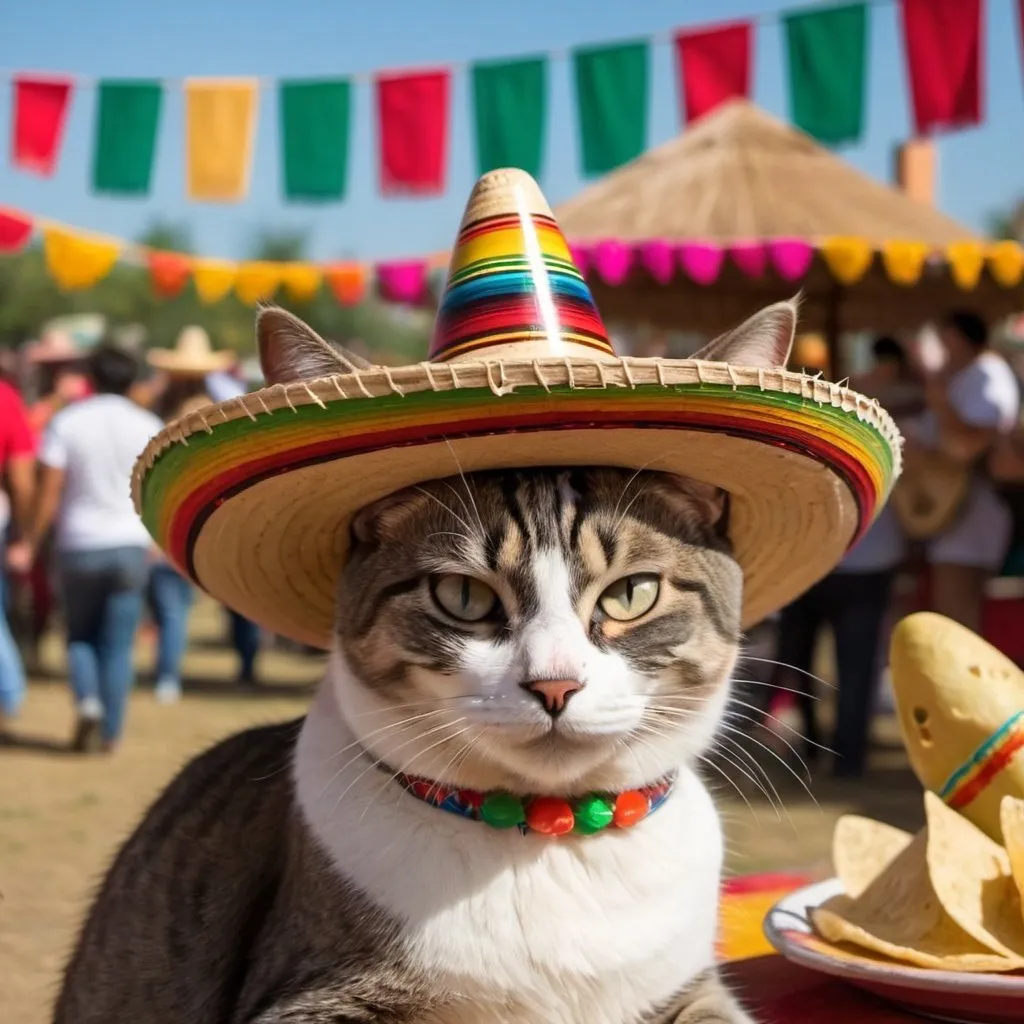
[0, 222, 432, 364]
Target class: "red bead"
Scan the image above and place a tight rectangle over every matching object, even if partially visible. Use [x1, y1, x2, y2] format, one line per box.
[525, 797, 575, 835]
[613, 790, 649, 828]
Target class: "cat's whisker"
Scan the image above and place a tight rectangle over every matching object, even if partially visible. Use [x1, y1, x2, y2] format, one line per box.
[712, 731, 792, 827]
[726, 697, 836, 756]
[413, 485, 480, 544]
[740, 655, 837, 691]
[717, 723, 821, 812]
[441, 438, 488, 542]
[359, 725, 474, 825]
[317, 712, 456, 803]
[728, 677, 823, 703]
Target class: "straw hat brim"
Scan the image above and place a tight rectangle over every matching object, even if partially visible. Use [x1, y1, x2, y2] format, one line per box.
[133, 357, 901, 648]
[146, 349, 237, 375]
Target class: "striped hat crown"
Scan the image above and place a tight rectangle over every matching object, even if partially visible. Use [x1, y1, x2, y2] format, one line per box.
[429, 169, 617, 364]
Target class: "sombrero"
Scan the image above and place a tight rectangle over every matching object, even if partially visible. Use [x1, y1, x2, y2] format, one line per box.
[147, 325, 236, 375]
[133, 169, 902, 649]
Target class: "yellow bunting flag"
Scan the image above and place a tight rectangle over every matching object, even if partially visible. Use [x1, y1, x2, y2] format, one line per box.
[987, 241, 1024, 288]
[881, 240, 930, 286]
[279, 263, 323, 303]
[43, 226, 120, 291]
[185, 79, 259, 202]
[945, 242, 985, 290]
[192, 259, 237, 304]
[236, 261, 282, 305]
[821, 237, 873, 286]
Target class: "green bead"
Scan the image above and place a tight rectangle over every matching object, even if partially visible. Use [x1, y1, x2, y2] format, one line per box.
[480, 791, 525, 829]
[573, 794, 614, 835]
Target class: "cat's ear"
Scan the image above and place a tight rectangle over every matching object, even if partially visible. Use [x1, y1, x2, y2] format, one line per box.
[256, 305, 371, 386]
[653, 474, 727, 530]
[691, 297, 799, 369]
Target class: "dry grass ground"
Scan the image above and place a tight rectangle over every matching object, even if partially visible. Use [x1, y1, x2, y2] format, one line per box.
[0, 600, 924, 1023]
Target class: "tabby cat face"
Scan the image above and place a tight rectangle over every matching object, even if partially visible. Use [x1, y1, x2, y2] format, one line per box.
[335, 467, 742, 790]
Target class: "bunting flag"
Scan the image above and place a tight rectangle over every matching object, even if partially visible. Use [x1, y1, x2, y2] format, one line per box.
[12, 76, 73, 176]
[784, 4, 868, 145]
[185, 79, 259, 202]
[471, 57, 547, 178]
[236, 262, 283, 305]
[279, 79, 351, 201]
[279, 263, 323, 302]
[43, 226, 120, 291]
[674, 22, 752, 124]
[192, 259, 237, 303]
[376, 70, 450, 195]
[0, 209, 34, 252]
[900, 0, 983, 135]
[92, 80, 162, 195]
[147, 251, 192, 298]
[573, 41, 649, 176]
[325, 264, 368, 305]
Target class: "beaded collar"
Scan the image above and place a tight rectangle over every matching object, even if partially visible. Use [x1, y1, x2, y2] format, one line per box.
[391, 768, 677, 837]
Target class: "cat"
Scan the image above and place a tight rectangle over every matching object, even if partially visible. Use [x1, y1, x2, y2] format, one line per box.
[54, 299, 798, 1024]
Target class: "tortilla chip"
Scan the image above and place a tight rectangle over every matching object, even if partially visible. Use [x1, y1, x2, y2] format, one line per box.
[924, 791, 1024, 962]
[1001, 795, 1024, 911]
[833, 815, 913, 899]
[811, 829, 1020, 972]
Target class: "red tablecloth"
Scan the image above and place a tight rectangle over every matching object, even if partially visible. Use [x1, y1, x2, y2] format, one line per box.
[720, 873, 925, 1021]
[727, 955, 923, 1023]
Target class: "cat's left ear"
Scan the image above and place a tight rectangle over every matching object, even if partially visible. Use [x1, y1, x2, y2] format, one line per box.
[256, 305, 371, 386]
[691, 297, 799, 368]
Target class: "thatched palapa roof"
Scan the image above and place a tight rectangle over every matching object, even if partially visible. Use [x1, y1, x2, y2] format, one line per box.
[555, 100, 1021, 338]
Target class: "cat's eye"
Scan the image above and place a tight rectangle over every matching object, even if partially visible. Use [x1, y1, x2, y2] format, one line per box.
[430, 574, 498, 622]
[598, 574, 660, 622]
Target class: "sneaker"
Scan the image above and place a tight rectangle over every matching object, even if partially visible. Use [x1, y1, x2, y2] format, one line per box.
[71, 716, 103, 754]
[154, 678, 182, 705]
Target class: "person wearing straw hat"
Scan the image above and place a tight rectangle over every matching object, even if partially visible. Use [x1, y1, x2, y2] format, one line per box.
[57, 169, 901, 1023]
[143, 326, 257, 701]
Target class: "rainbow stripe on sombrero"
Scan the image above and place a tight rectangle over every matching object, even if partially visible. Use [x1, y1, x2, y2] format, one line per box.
[939, 711, 1024, 812]
[430, 211, 613, 362]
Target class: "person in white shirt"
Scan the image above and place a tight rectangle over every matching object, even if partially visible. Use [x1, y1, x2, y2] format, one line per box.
[908, 311, 1021, 632]
[8, 346, 164, 753]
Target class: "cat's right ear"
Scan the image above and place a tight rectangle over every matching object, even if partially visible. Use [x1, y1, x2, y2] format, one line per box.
[690, 297, 799, 368]
[256, 305, 371, 386]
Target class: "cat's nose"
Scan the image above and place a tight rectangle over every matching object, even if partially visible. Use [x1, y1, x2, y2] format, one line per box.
[521, 679, 584, 716]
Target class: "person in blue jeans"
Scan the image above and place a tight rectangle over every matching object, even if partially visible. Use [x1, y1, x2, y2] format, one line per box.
[147, 559, 194, 703]
[8, 346, 163, 753]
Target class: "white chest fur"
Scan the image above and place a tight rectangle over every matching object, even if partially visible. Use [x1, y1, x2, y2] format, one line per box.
[294, 681, 724, 1024]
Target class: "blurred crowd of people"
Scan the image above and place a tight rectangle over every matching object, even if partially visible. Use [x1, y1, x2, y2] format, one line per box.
[0, 326, 264, 754]
[766, 310, 1024, 779]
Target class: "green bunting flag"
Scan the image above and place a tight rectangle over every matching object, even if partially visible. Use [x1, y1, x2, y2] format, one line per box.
[471, 57, 546, 178]
[573, 41, 649, 176]
[784, 3, 868, 146]
[279, 79, 351, 201]
[92, 81, 162, 195]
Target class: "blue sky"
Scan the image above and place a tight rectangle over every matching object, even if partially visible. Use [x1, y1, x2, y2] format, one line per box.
[1, 0, 1022, 263]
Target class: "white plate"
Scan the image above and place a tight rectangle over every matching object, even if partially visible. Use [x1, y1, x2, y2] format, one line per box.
[763, 878, 1024, 1024]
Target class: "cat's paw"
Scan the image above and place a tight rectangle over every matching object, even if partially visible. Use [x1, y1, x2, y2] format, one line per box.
[668, 971, 757, 1024]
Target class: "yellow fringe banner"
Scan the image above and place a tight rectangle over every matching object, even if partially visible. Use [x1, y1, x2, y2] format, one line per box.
[192, 259, 237, 304]
[881, 241, 930, 286]
[820, 237, 874, 285]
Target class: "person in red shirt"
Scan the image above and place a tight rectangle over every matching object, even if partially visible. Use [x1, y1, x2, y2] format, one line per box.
[0, 379, 36, 730]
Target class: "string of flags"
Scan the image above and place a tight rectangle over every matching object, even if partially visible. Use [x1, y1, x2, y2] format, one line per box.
[5, 0, 1021, 204]
[2, 205, 1022, 304]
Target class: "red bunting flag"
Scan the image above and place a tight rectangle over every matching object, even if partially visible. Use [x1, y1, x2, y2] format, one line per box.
[147, 251, 193, 299]
[376, 70, 449, 195]
[11, 76, 73, 176]
[900, 0, 983, 135]
[674, 22, 753, 124]
[0, 208, 33, 252]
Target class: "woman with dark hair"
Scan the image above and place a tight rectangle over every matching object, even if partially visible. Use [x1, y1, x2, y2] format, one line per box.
[8, 345, 163, 752]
